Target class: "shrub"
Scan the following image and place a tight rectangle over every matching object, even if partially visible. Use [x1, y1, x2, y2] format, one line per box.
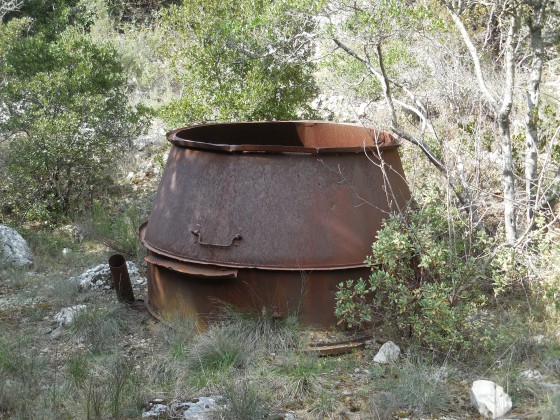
[70, 305, 130, 355]
[217, 305, 302, 354]
[335, 193, 492, 351]
[0, 16, 150, 223]
[88, 202, 146, 261]
[157, 0, 318, 126]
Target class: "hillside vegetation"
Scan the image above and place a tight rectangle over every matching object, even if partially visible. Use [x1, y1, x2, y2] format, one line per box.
[1, 0, 559, 418]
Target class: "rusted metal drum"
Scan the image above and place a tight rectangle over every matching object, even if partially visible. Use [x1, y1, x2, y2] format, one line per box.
[140, 121, 410, 328]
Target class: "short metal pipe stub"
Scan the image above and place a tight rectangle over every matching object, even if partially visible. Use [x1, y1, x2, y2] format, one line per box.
[108, 254, 135, 304]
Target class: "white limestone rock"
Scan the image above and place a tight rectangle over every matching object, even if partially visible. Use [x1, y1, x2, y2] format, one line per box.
[0, 225, 33, 267]
[175, 396, 222, 419]
[54, 304, 87, 326]
[470, 380, 512, 419]
[373, 341, 401, 364]
[520, 369, 543, 380]
[142, 396, 223, 419]
[142, 403, 169, 418]
[71, 261, 146, 291]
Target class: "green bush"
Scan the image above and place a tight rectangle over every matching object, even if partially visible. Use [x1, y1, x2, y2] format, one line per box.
[0, 13, 150, 223]
[88, 202, 145, 261]
[157, 0, 318, 126]
[335, 193, 492, 351]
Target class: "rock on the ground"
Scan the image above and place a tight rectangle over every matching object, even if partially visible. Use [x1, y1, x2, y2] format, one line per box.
[54, 304, 87, 326]
[470, 380, 512, 419]
[174, 397, 222, 419]
[141, 396, 296, 419]
[373, 341, 401, 364]
[0, 225, 33, 267]
[142, 403, 169, 418]
[520, 369, 543, 380]
[71, 261, 146, 291]
[142, 396, 223, 419]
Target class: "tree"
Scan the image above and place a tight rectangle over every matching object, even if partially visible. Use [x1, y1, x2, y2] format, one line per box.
[156, 0, 318, 126]
[0, 3, 149, 222]
[443, 1, 520, 244]
[324, 0, 483, 226]
[321, 0, 560, 246]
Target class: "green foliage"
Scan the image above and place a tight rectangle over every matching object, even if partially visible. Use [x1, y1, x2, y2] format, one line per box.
[103, 0, 177, 24]
[542, 392, 560, 420]
[320, 0, 445, 100]
[336, 192, 491, 351]
[88, 202, 145, 261]
[0, 13, 149, 223]
[186, 322, 258, 388]
[217, 305, 302, 354]
[0, 333, 45, 418]
[272, 353, 332, 397]
[530, 228, 560, 316]
[157, 0, 318, 126]
[3, 0, 85, 39]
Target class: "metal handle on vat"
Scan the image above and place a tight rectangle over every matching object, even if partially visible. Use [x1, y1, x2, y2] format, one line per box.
[191, 226, 243, 248]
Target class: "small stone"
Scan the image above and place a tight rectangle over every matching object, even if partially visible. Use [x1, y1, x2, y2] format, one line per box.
[54, 304, 87, 326]
[142, 403, 168, 418]
[531, 335, 545, 345]
[62, 248, 72, 256]
[520, 369, 542, 380]
[50, 327, 63, 339]
[39, 326, 53, 335]
[539, 382, 560, 391]
[175, 396, 222, 419]
[373, 341, 401, 364]
[470, 380, 512, 419]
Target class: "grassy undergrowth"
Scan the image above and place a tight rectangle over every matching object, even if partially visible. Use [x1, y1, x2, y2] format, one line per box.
[1, 229, 560, 419]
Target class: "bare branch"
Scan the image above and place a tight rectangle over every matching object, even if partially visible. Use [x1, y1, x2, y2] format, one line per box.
[444, 3, 499, 111]
[0, 0, 22, 20]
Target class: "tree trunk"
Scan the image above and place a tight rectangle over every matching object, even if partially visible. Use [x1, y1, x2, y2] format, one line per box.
[499, 114, 518, 244]
[525, 1, 546, 227]
[445, 3, 520, 244]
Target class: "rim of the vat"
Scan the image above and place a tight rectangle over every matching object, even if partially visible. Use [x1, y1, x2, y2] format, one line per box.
[167, 120, 401, 154]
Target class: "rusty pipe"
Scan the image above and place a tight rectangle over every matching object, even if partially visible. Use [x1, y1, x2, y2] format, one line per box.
[108, 254, 135, 304]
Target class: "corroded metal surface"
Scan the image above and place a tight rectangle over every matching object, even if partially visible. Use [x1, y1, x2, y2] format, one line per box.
[108, 254, 135, 304]
[144, 121, 410, 270]
[141, 121, 411, 328]
[142, 247, 371, 328]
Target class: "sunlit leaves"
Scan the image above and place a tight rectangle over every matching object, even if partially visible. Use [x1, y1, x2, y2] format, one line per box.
[157, 0, 318, 126]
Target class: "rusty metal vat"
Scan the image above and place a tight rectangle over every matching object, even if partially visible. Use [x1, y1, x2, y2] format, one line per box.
[141, 121, 410, 328]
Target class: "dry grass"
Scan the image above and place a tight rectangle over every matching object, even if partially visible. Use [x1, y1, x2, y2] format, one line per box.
[1, 228, 559, 419]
